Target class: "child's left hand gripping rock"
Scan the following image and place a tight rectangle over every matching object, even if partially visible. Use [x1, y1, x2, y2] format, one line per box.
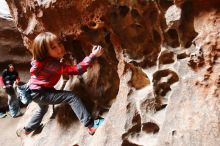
[92, 45, 104, 57]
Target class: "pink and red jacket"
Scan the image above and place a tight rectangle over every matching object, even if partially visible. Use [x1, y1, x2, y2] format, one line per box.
[28, 54, 95, 90]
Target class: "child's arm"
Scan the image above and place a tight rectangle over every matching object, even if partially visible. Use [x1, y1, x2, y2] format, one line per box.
[60, 53, 95, 75]
[60, 45, 103, 75]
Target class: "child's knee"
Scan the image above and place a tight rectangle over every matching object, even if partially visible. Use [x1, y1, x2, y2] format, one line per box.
[69, 94, 80, 103]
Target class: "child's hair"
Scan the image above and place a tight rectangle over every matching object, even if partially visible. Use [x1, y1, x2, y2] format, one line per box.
[32, 32, 59, 61]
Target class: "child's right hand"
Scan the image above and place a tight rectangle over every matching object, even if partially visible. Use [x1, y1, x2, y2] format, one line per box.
[92, 45, 104, 57]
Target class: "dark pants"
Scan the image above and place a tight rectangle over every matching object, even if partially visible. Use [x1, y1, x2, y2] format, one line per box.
[26, 88, 92, 130]
[5, 86, 20, 117]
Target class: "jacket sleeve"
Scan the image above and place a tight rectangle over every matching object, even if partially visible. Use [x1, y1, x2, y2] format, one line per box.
[30, 60, 44, 75]
[60, 54, 96, 75]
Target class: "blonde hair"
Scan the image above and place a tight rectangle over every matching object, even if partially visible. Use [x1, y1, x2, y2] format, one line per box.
[32, 32, 59, 61]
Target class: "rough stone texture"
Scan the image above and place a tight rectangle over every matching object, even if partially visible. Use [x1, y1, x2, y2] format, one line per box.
[0, 0, 30, 69]
[4, 0, 220, 146]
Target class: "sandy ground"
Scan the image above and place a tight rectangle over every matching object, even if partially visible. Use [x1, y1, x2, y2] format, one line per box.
[0, 109, 25, 146]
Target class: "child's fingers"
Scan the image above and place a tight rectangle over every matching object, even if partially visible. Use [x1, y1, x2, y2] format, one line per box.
[97, 45, 102, 51]
[96, 46, 100, 51]
[92, 45, 103, 56]
[92, 45, 97, 51]
[92, 46, 95, 51]
[99, 46, 102, 51]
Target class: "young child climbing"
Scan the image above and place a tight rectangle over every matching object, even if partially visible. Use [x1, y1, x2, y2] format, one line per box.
[16, 32, 104, 136]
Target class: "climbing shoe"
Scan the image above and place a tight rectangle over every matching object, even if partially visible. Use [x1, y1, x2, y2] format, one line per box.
[87, 117, 104, 135]
[16, 127, 33, 137]
[0, 112, 6, 118]
[12, 111, 23, 118]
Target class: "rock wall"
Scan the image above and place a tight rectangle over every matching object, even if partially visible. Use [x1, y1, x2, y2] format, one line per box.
[5, 0, 220, 146]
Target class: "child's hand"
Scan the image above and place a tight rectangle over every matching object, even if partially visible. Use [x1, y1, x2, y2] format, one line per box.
[92, 45, 104, 57]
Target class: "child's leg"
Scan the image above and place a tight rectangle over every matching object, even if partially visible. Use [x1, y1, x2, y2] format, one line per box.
[26, 104, 48, 130]
[32, 89, 92, 127]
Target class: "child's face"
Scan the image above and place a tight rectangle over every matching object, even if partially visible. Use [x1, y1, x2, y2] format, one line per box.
[48, 40, 65, 60]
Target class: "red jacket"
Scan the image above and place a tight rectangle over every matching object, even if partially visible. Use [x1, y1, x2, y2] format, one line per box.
[28, 54, 95, 90]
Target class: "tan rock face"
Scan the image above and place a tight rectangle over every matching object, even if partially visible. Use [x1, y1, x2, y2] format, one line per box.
[5, 0, 220, 146]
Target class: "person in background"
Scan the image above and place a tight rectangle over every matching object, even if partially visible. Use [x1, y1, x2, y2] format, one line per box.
[16, 32, 104, 137]
[2, 64, 22, 118]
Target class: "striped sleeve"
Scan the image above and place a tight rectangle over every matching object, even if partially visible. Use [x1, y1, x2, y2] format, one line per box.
[60, 53, 96, 75]
[30, 60, 45, 75]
